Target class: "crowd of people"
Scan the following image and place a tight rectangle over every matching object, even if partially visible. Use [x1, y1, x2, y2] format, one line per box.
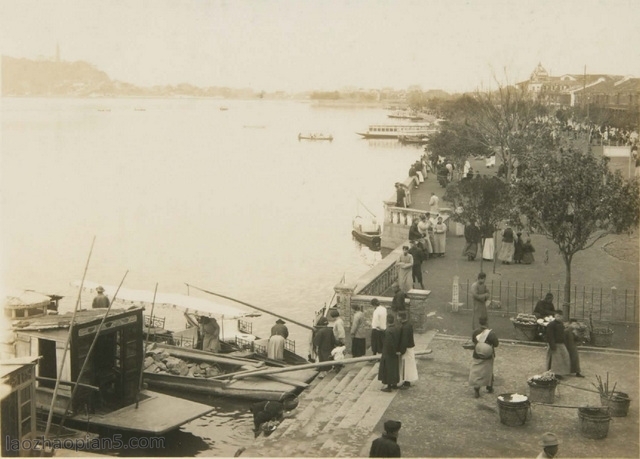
[463, 221, 536, 265]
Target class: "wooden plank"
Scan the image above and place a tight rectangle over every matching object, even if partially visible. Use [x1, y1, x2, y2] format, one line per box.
[231, 350, 432, 380]
[153, 343, 264, 367]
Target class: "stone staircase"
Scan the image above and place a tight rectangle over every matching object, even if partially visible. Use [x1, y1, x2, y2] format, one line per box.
[244, 361, 396, 457]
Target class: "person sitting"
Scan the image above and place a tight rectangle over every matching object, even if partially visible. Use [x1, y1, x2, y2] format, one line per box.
[534, 293, 556, 319]
[199, 316, 221, 352]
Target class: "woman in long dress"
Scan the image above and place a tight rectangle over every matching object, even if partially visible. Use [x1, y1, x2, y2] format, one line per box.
[433, 216, 447, 257]
[396, 246, 414, 293]
[498, 226, 515, 264]
[481, 224, 495, 261]
[468, 317, 499, 398]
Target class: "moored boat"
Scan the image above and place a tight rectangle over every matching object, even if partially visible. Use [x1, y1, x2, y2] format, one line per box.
[9, 306, 214, 435]
[298, 132, 333, 141]
[398, 133, 430, 144]
[356, 124, 435, 139]
[351, 200, 382, 250]
[387, 110, 425, 121]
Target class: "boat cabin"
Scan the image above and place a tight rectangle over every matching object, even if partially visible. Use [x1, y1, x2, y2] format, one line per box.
[13, 307, 143, 416]
[5, 291, 56, 321]
[1, 357, 38, 457]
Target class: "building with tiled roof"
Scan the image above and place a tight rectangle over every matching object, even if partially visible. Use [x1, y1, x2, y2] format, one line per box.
[518, 63, 639, 111]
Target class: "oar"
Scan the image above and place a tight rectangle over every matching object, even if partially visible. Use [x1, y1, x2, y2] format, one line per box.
[184, 283, 313, 331]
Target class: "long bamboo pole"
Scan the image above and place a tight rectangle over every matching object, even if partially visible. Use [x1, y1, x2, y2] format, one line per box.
[229, 349, 433, 380]
[43, 236, 95, 445]
[136, 283, 158, 408]
[184, 283, 313, 331]
[58, 270, 129, 428]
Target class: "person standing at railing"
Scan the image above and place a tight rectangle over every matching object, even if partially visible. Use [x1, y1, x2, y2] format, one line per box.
[396, 245, 414, 293]
[432, 216, 447, 257]
[429, 192, 439, 213]
[350, 304, 367, 358]
[395, 183, 406, 208]
[370, 298, 387, 355]
[92, 285, 110, 309]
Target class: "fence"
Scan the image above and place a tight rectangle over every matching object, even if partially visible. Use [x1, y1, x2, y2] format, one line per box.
[458, 280, 639, 324]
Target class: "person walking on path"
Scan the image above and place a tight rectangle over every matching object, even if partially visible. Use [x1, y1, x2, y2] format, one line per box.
[463, 220, 481, 261]
[429, 192, 439, 214]
[498, 225, 515, 264]
[481, 224, 495, 261]
[471, 272, 490, 329]
[396, 245, 414, 293]
[545, 310, 571, 378]
[513, 232, 524, 264]
[468, 316, 499, 398]
[397, 312, 418, 388]
[565, 320, 584, 377]
[417, 214, 433, 255]
[537, 432, 560, 458]
[313, 316, 336, 379]
[521, 237, 536, 264]
[378, 315, 401, 392]
[92, 285, 110, 309]
[395, 183, 406, 208]
[369, 420, 402, 457]
[268, 319, 289, 360]
[408, 240, 425, 289]
[370, 299, 387, 355]
[350, 304, 367, 358]
[329, 308, 346, 346]
[432, 216, 447, 257]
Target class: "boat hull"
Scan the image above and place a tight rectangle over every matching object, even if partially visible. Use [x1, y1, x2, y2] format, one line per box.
[144, 368, 317, 401]
[352, 230, 381, 249]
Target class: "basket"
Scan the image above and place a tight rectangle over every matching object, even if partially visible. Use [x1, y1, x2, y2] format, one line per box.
[600, 392, 631, 417]
[497, 394, 530, 426]
[512, 322, 538, 341]
[578, 407, 610, 439]
[527, 380, 557, 404]
[590, 328, 614, 347]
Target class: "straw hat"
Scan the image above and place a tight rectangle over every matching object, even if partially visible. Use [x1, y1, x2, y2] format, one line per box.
[539, 432, 559, 447]
[96, 286, 105, 293]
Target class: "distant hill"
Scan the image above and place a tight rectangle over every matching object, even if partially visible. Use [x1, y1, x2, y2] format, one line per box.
[2, 56, 113, 96]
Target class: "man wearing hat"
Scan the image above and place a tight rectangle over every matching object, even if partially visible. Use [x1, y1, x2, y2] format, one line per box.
[92, 286, 110, 309]
[312, 316, 336, 378]
[268, 319, 289, 361]
[537, 432, 559, 458]
[369, 420, 401, 457]
[370, 298, 387, 355]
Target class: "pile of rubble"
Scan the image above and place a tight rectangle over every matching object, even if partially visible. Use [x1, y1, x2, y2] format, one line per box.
[143, 345, 223, 378]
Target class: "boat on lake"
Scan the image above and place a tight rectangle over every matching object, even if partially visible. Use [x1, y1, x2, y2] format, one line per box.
[387, 110, 425, 121]
[356, 124, 434, 139]
[398, 133, 430, 144]
[351, 200, 382, 250]
[298, 132, 333, 141]
[73, 282, 314, 402]
[142, 342, 316, 401]
[9, 306, 214, 435]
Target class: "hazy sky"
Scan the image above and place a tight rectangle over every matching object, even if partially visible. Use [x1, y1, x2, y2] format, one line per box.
[1, 0, 639, 93]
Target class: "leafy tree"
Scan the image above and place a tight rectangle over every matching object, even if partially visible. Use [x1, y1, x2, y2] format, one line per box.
[514, 147, 640, 318]
[428, 124, 491, 176]
[445, 175, 513, 273]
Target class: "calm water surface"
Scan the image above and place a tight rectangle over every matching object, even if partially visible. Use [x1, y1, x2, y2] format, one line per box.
[1, 98, 424, 455]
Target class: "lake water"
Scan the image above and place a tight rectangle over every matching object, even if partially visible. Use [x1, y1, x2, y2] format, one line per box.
[1, 97, 425, 455]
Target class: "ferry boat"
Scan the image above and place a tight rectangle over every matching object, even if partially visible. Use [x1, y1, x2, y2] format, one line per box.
[356, 124, 434, 139]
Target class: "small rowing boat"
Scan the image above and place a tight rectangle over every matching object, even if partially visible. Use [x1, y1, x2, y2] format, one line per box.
[351, 200, 381, 250]
[298, 132, 333, 141]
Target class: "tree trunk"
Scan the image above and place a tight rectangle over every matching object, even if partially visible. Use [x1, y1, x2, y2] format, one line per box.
[493, 230, 499, 274]
[479, 238, 485, 273]
[563, 254, 572, 319]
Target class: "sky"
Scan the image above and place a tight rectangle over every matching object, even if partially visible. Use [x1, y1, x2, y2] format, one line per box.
[1, 0, 639, 93]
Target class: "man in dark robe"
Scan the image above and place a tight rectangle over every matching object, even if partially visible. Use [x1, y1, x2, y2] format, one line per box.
[395, 183, 406, 208]
[463, 220, 481, 261]
[408, 240, 425, 289]
[369, 420, 401, 457]
[312, 316, 336, 363]
[408, 218, 422, 241]
[250, 395, 298, 437]
[378, 315, 401, 392]
[391, 284, 406, 315]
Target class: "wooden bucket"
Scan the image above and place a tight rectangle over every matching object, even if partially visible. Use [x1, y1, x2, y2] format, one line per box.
[528, 380, 557, 404]
[497, 394, 530, 426]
